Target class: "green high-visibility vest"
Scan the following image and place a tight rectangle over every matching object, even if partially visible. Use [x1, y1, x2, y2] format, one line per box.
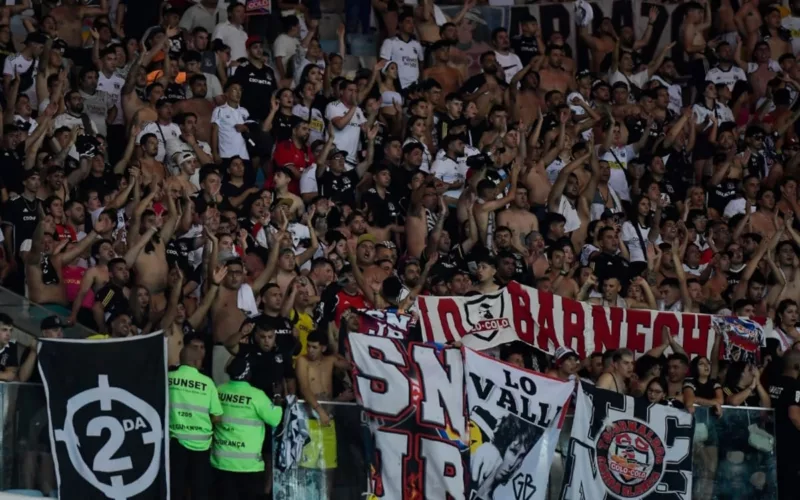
[211, 380, 283, 472]
[168, 365, 222, 451]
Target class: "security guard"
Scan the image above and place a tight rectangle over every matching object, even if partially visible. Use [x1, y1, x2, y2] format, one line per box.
[168, 344, 222, 500]
[212, 354, 284, 500]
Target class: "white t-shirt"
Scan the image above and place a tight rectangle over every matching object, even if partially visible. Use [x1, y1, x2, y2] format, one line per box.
[431, 156, 467, 199]
[211, 21, 248, 61]
[683, 263, 708, 277]
[211, 103, 251, 160]
[300, 163, 318, 195]
[621, 220, 649, 263]
[3, 53, 38, 108]
[747, 60, 782, 74]
[54, 112, 99, 135]
[723, 197, 756, 218]
[324, 100, 365, 165]
[705, 65, 747, 91]
[138, 121, 182, 163]
[557, 196, 581, 233]
[494, 51, 523, 84]
[599, 145, 637, 201]
[649, 75, 682, 115]
[273, 34, 301, 75]
[379, 35, 424, 89]
[97, 71, 125, 126]
[609, 69, 649, 91]
[692, 101, 735, 129]
[292, 103, 325, 144]
[80, 89, 115, 138]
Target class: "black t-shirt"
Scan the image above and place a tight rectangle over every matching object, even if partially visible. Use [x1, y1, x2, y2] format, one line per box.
[0, 145, 24, 195]
[0, 342, 19, 372]
[769, 375, 800, 462]
[270, 112, 294, 142]
[722, 383, 761, 407]
[653, 143, 692, 199]
[80, 173, 117, 199]
[261, 313, 297, 355]
[3, 196, 40, 253]
[94, 283, 129, 319]
[510, 35, 539, 66]
[319, 170, 359, 206]
[240, 343, 295, 397]
[361, 188, 400, 228]
[591, 251, 630, 285]
[165, 82, 186, 102]
[231, 62, 278, 122]
[221, 182, 250, 213]
[315, 282, 340, 329]
[390, 164, 419, 207]
[683, 377, 721, 399]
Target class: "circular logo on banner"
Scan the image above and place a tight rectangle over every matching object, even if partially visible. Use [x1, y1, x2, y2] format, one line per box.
[595, 418, 666, 498]
[53, 374, 163, 498]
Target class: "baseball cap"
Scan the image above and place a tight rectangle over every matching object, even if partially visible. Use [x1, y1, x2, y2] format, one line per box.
[329, 147, 346, 159]
[21, 168, 41, 181]
[246, 35, 263, 49]
[41, 315, 64, 331]
[176, 151, 195, 165]
[24, 32, 46, 45]
[357, 234, 377, 246]
[555, 346, 579, 365]
[52, 38, 68, 54]
[226, 354, 252, 381]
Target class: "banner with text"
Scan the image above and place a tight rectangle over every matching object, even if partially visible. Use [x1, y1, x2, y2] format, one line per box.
[439, 0, 684, 77]
[559, 381, 694, 499]
[356, 308, 416, 340]
[348, 334, 574, 499]
[417, 281, 770, 359]
[465, 348, 573, 500]
[37, 332, 169, 500]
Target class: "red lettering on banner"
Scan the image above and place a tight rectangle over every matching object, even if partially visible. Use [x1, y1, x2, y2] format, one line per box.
[653, 311, 680, 344]
[435, 299, 466, 342]
[509, 282, 535, 344]
[591, 306, 623, 353]
[681, 314, 711, 359]
[625, 309, 652, 355]
[561, 298, 586, 356]
[535, 291, 558, 351]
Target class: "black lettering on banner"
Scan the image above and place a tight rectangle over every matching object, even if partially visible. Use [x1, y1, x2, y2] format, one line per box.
[512, 472, 537, 500]
[537, 4, 571, 51]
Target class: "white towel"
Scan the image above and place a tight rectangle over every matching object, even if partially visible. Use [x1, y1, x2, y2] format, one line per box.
[237, 284, 260, 318]
[275, 395, 310, 472]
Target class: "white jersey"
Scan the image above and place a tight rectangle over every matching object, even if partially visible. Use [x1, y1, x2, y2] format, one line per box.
[379, 35, 424, 89]
[692, 101, 735, 129]
[97, 71, 125, 126]
[324, 100, 366, 165]
[211, 104, 251, 160]
[431, 155, 467, 199]
[494, 51, 523, 84]
[3, 53, 38, 108]
[599, 145, 637, 201]
[705, 64, 747, 91]
[783, 16, 800, 55]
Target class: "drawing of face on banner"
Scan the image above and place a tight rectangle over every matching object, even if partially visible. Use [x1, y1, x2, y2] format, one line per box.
[464, 348, 573, 500]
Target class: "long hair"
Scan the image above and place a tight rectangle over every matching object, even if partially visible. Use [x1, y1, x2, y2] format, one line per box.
[626, 194, 652, 229]
[775, 299, 798, 328]
[492, 414, 542, 456]
[688, 356, 710, 381]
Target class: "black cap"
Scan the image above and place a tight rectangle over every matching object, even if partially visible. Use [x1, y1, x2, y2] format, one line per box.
[402, 142, 424, 155]
[24, 32, 47, 45]
[226, 354, 252, 381]
[519, 12, 537, 23]
[155, 97, 173, 108]
[429, 39, 454, 53]
[52, 38, 68, 53]
[41, 315, 64, 331]
[21, 168, 41, 181]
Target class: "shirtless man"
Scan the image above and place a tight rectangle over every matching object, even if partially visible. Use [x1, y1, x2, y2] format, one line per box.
[546, 246, 579, 299]
[296, 329, 351, 482]
[405, 179, 439, 259]
[757, 6, 793, 61]
[497, 186, 538, 246]
[534, 45, 572, 98]
[50, 0, 108, 48]
[597, 348, 634, 394]
[166, 153, 199, 197]
[26, 211, 112, 314]
[779, 223, 800, 303]
[461, 52, 506, 120]
[735, 0, 763, 59]
[128, 190, 181, 317]
[172, 77, 215, 143]
[474, 161, 520, 250]
[578, 16, 617, 74]
[122, 40, 169, 130]
[67, 230, 154, 326]
[138, 134, 168, 185]
[681, 0, 712, 97]
[508, 62, 542, 128]
[416, 0, 474, 44]
[422, 40, 463, 102]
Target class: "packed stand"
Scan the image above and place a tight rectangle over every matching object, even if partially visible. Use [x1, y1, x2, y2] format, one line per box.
[0, 0, 799, 497]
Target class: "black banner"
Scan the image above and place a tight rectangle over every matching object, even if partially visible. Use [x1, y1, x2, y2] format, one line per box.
[38, 332, 170, 500]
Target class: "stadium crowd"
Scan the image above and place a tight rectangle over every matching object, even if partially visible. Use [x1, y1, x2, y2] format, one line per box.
[0, 0, 799, 498]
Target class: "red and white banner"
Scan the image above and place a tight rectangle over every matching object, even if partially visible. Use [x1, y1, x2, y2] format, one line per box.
[416, 282, 769, 359]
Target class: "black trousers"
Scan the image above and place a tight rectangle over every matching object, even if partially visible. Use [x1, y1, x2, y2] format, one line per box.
[214, 469, 265, 500]
[169, 439, 212, 500]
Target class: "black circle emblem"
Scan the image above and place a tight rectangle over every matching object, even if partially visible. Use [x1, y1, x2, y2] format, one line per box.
[595, 419, 666, 498]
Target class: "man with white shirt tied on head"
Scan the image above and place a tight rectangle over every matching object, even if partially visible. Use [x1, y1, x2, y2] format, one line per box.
[325, 79, 366, 166]
[379, 11, 424, 89]
[492, 27, 522, 84]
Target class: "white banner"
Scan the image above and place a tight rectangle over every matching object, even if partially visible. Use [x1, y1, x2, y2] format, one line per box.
[465, 348, 573, 500]
[560, 382, 694, 500]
